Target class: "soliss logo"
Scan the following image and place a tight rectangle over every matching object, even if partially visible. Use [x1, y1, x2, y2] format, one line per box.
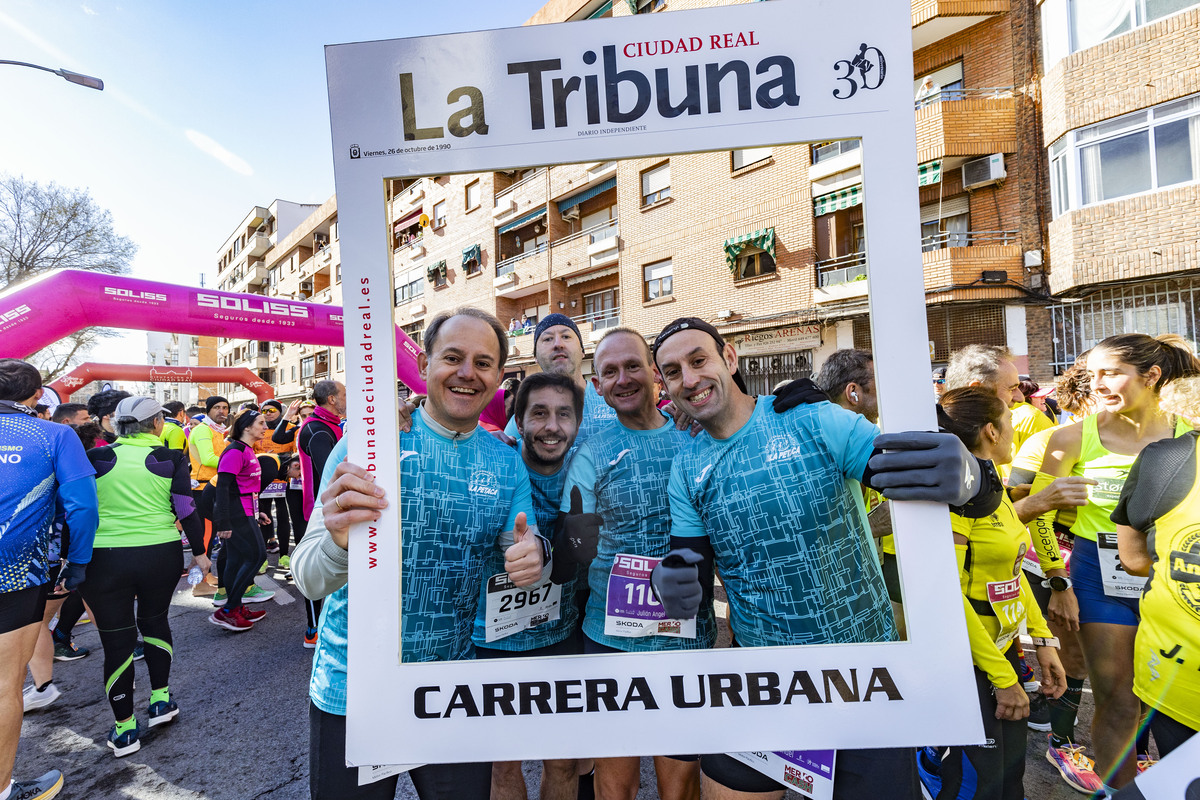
[196, 293, 309, 319]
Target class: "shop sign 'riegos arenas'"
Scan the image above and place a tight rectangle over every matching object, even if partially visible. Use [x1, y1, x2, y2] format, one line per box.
[325, 0, 982, 768]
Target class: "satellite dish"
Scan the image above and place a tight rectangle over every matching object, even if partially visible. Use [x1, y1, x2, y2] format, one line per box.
[418, 214, 430, 228]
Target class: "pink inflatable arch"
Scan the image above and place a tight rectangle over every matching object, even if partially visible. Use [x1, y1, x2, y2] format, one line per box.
[49, 363, 275, 404]
[0, 269, 505, 424]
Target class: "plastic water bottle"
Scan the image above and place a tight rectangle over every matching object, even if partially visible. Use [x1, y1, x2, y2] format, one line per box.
[187, 566, 203, 586]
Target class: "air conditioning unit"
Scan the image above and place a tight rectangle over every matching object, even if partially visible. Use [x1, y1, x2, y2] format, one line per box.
[561, 207, 581, 221]
[299, 281, 314, 295]
[962, 154, 1006, 191]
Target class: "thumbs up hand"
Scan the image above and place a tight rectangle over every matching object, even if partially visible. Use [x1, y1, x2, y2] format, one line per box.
[650, 549, 703, 620]
[562, 486, 602, 566]
[504, 513, 543, 587]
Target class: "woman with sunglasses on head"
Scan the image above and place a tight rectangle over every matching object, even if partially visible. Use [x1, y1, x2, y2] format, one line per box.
[927, 386, 1065, 800]
[1033, 333, 1200, 794]
[209, 409, 273, 632]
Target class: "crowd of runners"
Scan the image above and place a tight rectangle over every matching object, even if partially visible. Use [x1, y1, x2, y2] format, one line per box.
[2, 308, 1198, 800]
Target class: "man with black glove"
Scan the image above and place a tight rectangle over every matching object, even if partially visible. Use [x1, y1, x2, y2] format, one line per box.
[555, 327, 712, 800]
[0, 359, 98, 800]
[650, 319, 1002, 800]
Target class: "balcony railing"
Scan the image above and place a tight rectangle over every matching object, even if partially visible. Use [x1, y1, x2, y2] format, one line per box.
[816, 252, 868, 287]
[495, 168, 546, 203]
[589, 222, 619, 246]
[914, 86, 1015, 110]
[393, 233, 425, 254]
[920, 229, 1017, 251]
[496, 242, 548, 276]
[573, 306, 620, 331]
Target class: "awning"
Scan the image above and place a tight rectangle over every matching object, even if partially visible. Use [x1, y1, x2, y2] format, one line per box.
[724, 227, 776, 274]
[393, 210, 422, 232]
[556, 177, 617, 215]
[918, 160, 942, 186]
[497, 207, 547, 235]
[426, 260, 447, 281]
[813, 185, 862, 216]
[462, 244, 481, 267]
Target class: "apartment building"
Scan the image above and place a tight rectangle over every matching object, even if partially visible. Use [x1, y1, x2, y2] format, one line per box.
[144, 331, 219, 405]
[212, 199, 345, 405]
[1037, 0, 1200, 372]
[385, 0, 1049, 390]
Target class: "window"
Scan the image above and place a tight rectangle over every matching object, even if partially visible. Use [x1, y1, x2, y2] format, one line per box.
[1068, 0, 1198, 53]
[637, 0, 666, 11]
[920, 197, 969, 251]
[336, 351, 343, 372]
[300, 357, 315, 380]
[641, 162, 671, 206]
[433, 200, 447, 228]
[1050, 94, 1200, 215]
[737, 248, 776, 279]
[811, 138, 860, 164]
[584, 288, 619, 329]
[465, 180, 480, 211]
[913, 61, 964, 106]
[644, 259, 673, 300]
[395, 268, 425, 305]
[732, 147, 773, 170]
[258, 341, 271, 355]
[403, 322, 424, 348]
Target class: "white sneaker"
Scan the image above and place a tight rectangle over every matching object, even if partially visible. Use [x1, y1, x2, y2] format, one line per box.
[23, 682, 61, 712]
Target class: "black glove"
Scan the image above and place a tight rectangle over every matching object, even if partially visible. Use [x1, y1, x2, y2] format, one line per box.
[772, 378, 830, 413]
[561, 487, 602, 566]
[59, 562, 87, 592]
[865, 431, 983, 507]
[650, 549, 703, 619]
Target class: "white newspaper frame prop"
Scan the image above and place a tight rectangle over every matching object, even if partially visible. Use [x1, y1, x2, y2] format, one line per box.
[327, 0, 984, 766]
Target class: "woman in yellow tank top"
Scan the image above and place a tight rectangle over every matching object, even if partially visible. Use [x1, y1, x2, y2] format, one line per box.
[1035, 333, 1200, 793]
[1114, 376, 1200, 762]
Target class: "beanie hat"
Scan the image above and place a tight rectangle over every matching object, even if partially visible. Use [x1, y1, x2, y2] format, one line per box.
[533, 313, 582, 355]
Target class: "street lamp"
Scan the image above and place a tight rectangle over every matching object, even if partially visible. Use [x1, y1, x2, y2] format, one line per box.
[0, 59, 104, 91]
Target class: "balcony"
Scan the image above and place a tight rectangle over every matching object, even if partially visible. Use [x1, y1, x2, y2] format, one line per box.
[813, 252, 869, 304]
[493, 169, 548, 225]
[228, 263, 269, 294]
[912, 0, 1009, 50]
[550, 221, 620, 279]
[921, 230, 1021, 291]
[393, 235, 426, 261]
[245, 232, 271, 258]
[494, 245, 550, 298]
[915, 88, 1017, 165]
[549, 160, 618, 201]
[391, 181, 425, 218]
[573, 307, 621, 343]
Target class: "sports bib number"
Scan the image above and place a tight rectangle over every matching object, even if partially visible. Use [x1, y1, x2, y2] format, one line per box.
[483, 572, 561, 643]
[1097, 533, 1143, 598]
[289, 478, 303, 491]
[1023, 530, 1073, 578]
[986, 577, 1025, 650]
[604, 553, 696, 639]
[261, 479, 287, 499]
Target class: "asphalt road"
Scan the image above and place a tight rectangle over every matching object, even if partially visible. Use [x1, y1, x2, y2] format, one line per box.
[17, 563, 1101, 800]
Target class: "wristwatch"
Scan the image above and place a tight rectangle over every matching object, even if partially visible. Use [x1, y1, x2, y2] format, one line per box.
[1042, 575, 1072, 592]
[1031, 636, 1061, 649]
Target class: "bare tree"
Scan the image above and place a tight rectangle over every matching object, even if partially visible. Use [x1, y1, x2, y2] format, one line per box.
[0, 174, 135, 285]
[1, 174, 136, 378]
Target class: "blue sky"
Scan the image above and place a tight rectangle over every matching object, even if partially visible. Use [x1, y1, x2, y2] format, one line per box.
[0, 1, 548, 361]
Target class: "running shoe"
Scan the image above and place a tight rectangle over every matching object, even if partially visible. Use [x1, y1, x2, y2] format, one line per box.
[53, 640, 89, 662]
[22, 683, 61, 712]
[304, 627, 319, 649]
[1027, 691, 1051, 731]
[915, 746, 943, 799]
[212, 589, 228, 606]
[148, 699, 180, 728]
[209, 607, 253, 632]
[107, 723, 141, 757]
[1044, 735, 1103, 794]
[7, 769, 64, 800]
[277, 555, 291, 570]
[133, 641, 144, 661]
[243, 584, 275, 603]
[239, 605, 267, 623]
[259, 559, 269, 575]
[1137, 755, 1157, 774]
[266, 539, 280, 554]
